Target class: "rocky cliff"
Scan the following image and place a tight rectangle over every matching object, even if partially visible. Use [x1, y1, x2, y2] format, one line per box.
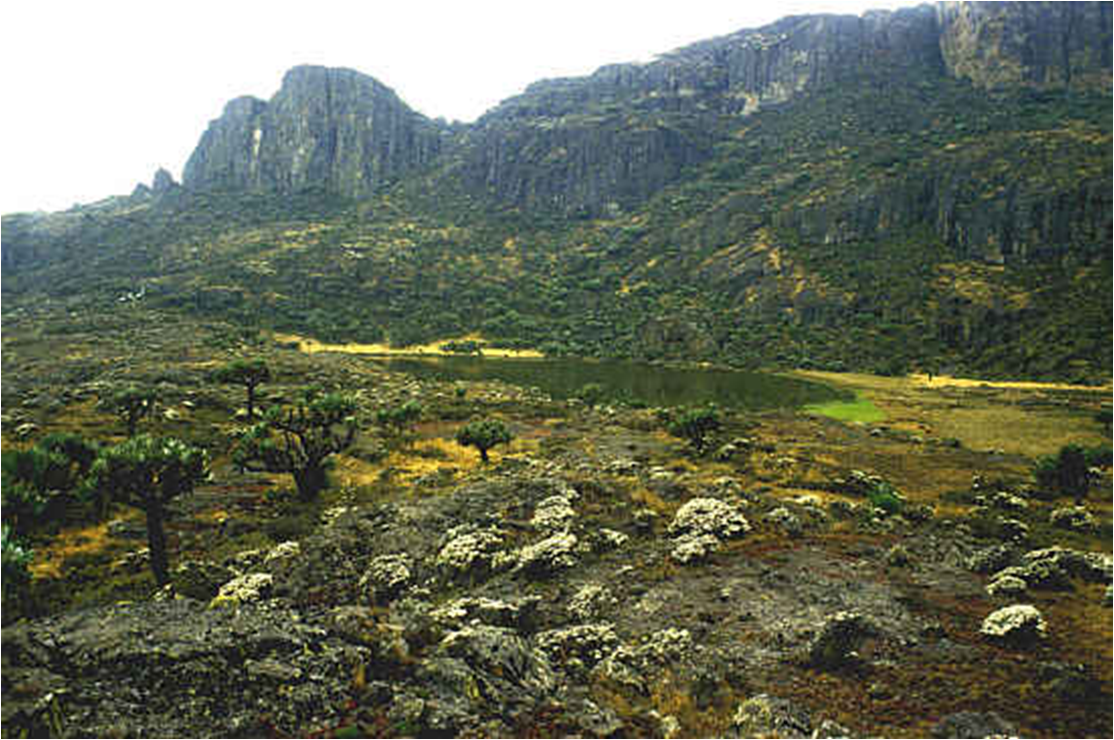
[183, 66, 444, 196]
[938, 1, 1113, 91]
[179, 3, 1110, 216]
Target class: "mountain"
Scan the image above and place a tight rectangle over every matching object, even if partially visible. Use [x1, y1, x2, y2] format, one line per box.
[183, 66, 444, 196]
[2, 2, 1111, 382]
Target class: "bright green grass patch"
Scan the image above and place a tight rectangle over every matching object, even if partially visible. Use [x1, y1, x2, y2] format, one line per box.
[803, 393, 886, 423]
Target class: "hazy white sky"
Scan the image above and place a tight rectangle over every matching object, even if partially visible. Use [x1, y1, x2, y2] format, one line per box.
[4, 0, 923, 215]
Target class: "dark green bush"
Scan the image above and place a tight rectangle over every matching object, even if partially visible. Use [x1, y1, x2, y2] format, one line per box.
[666, 404, 723, 455]
[87, 435, 209, 585]
[376, 401, 423, 439]
[234, 392, 358, 501]
[455, 419, 514, 463]
[1034, 444, 1091, 502]
[866, 480, 905, 515]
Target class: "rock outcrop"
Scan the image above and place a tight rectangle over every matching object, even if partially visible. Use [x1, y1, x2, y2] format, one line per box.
[183, 66, 443, 197]
[453, 6, 945, 216]
[938, 2, 1113, 92]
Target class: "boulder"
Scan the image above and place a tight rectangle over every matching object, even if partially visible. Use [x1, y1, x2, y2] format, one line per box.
[600, 628, 693, 682]
[671, 532, 723, 564]
[0, 600, 358, 737]
[985, 574, 1028, 598]
[567, 583, 616, 622]
[531, 493, 577, 534]
[535, 623, 620, 675]
[980, 604, 1047, 644]
[430, 596, 540, 631]
[434, 624, 555, 702]
[806, 611, 872, 669]
[669, 497, 751, 540]
[731, 694, 813, 739]
[966, 544, 1017, 574]
[1037, 661, 1100, 703]
[360, 553, 413, 605]
[516, 532, 579, 576]
[930, 710, 1016, 738]
[172, 559, 235, 601]
[435, 526, 508, 580]
[764, 506, 804, 536]
[1049, 505, 1098, 532]
[210, 573, 274, 608]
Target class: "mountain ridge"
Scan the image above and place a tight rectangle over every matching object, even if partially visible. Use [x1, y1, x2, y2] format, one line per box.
[2, 1, 1110, 382]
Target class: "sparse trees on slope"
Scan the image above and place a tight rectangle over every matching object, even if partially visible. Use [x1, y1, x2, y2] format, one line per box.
[233, 391, 358, 501]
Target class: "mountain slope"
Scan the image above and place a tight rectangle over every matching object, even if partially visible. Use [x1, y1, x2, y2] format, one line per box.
[2, 2, 1110, 382]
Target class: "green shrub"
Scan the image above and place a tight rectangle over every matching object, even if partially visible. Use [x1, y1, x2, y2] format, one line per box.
[455, 419, 514, 463]
[210, 358, 271, 419]
[1034, 444, 1091, 502]
[1, 434, 102, 532]
[37, 433, 100, 475]
[376, 400, 423, 440]
[99, 385, 157, 437]
[1094, 407, 1112, 435]
[87, 435, 210, 585]
[2, 446, 71, 493]
[1083, 445, 1112, 468]
[1, 481, 49, 534]
[866, 480, 905, 515]
[233, 391, 358, 501]
[666, 404, 722, 455]
[577, 383, 606, 409]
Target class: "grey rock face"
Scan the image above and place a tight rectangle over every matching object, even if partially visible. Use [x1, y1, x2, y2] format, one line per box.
[938, 2, 1113, 92]
[0, 600, 357, 737]
[930, 710, 1016, 738]
[183, 66, 443, 197]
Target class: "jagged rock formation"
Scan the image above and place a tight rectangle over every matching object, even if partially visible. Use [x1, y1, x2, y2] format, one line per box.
[182, 66, 443, 196]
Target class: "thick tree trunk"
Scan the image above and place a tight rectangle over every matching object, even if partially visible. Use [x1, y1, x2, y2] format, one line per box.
[145, 500, 170, 586]
[293, 463, 328, 501]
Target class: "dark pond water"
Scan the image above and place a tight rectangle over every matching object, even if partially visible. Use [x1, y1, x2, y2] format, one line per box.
[384, 356, 847, 411]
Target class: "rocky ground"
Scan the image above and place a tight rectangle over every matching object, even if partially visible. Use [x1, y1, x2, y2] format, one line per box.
[2, 310, 1111, 738]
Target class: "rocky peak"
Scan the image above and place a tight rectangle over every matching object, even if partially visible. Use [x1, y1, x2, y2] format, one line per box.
[182, 65, 443, 197]
[151, 167, 177, 194]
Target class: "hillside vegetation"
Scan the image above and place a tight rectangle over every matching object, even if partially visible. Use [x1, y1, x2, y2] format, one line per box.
[2, 4, 1110, 382]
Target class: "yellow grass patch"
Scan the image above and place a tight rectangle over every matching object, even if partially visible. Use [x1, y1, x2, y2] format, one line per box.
[273, 332, 543, 358]
[30, 522, 119, 579]
[387, 438, 479, 480]
[910, 373, 1112, 393]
